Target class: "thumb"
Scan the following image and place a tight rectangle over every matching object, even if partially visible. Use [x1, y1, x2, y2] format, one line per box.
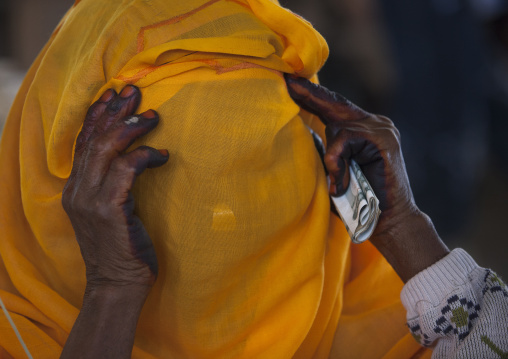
[284, 74, 369, 125]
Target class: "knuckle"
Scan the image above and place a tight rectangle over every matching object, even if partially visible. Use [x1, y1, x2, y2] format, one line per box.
[329, 129, 349, 148]
[324, 153, 339, 172]
[111, 156, 135, 176]
[393, 127, 401, 141]
[375, 114, 392, 126]
[388, 127, 401, 144]
[86, 102, 106, 120]
[137, 146, 154, 159]
[87, 136, 112, 155]
[378, 116, 401, 139]
[382, 127, 402, 151]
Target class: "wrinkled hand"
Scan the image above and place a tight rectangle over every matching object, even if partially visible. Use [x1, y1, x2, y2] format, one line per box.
[285, 75, 450, 282]
[62, 86, 169, 290]
[285, 75, 418, 235]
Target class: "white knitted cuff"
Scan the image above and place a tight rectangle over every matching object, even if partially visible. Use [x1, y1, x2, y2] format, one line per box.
[401, 248, 480, 319]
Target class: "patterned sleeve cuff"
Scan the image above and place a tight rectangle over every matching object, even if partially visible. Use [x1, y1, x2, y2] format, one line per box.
[401, 248, 480, 319]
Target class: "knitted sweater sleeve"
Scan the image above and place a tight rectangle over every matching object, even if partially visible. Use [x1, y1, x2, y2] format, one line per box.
[400, 248, 508, 358]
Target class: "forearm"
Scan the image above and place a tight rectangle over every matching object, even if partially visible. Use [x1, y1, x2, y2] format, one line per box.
[61, 285, 148, 359]
[370, 209, 450, 283]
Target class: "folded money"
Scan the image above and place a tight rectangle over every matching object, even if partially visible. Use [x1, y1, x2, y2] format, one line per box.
[330, 160, 381, 244]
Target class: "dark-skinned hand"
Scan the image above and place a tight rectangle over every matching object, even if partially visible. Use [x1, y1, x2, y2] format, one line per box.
[285, 74, 449, 283]
[62, 85, 168, 290]
[285, 74, 415, 232]
[61, 86, 169, 359]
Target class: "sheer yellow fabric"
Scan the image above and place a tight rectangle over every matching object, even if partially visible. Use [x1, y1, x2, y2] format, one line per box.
[0, 0, 429, 357]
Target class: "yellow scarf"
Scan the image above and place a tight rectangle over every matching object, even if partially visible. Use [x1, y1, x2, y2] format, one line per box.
[0, 0, 429, 357]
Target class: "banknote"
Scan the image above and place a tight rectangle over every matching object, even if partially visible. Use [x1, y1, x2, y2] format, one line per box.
[330, 160, 381, 244]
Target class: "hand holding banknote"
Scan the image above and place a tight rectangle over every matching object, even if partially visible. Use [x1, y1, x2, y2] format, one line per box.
[284, 74, 415, 238]
[285, 74, 449, 283]
[331, 160, 381, 243]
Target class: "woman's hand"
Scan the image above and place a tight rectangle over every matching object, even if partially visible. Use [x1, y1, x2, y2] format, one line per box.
[285, 75, 449, 282]
[62, 85, 168, 290]
[285, 74, 415, 220]
[61, 86, 169, 359]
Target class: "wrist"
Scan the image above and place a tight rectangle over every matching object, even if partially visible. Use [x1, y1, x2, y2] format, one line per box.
[84, 263, 157, 290]
[62, 279, 150, 358]
[82, 282, 150, 312]
[401, 248, 479, 317]
[370, 208, 450, 283]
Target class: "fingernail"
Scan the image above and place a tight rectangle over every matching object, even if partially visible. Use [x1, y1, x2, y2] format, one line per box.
[141, 109, 157, 119]
[99, 89, 115, 102]
[120, 85, 136, 98]
[158, 149, 169, 157]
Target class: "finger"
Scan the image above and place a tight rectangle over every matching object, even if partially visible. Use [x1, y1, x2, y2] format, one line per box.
[325, 131, 352, 197]
[284, 74, 369, 125]
[73, 88, 143, 193]
[103, 146, 169, 198]
[74, 89, 116, 165]
[65, 89, 117, 200]
[325, 130, 375, 196]
[81, 110, 160, 186]
[91, 85, 141, 136]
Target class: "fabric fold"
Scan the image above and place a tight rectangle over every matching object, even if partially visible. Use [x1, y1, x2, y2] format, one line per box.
[0, 0, 427, 357]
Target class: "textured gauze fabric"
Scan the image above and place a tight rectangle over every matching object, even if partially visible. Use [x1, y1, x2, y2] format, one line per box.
[0, 0, 430, 358]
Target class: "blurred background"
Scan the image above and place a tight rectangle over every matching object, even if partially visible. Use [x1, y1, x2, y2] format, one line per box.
[0, 0, 507, 277]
